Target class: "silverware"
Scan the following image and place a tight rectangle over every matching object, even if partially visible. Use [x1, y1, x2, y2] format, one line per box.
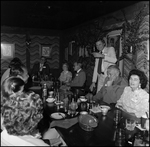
[58, 113, 65, 119]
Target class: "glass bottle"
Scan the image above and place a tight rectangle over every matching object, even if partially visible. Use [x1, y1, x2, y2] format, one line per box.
[115, 128, 125, 146]
[42, 83, 47, 102]
[69, 97, 77, 116]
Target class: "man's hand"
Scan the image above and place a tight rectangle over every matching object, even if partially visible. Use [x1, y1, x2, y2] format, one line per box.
[85, 93, 93, 101]
[106, 80, 113, 87]
[115, 103, 124, 110]
[89, 82, 96, 91]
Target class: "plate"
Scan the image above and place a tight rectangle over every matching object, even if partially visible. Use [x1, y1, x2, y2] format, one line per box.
[46, 98, 55, 103]
[55, 101, 64, 105]
[79, 98, 87, 102]
[50, 112, 66, 119]
[80, 111, 88, 115]
[43, 128, 67, 146]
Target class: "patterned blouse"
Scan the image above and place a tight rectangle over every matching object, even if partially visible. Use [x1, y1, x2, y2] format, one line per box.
[59, 71, 72, 83]
[116, 86, 149, 118]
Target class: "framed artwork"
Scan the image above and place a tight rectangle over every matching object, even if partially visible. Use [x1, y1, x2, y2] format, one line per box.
[41, 44, 52, 58]
[1, 43, 15, 59]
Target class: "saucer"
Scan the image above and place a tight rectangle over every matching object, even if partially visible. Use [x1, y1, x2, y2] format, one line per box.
[50, 112, 66, 119]
[55, 101, 64, 105]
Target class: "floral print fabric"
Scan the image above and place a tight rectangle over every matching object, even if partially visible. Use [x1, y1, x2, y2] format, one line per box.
[117, 86, 149, 118]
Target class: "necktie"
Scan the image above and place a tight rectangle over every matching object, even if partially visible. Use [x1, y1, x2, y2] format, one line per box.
[97, 58, 102, 74]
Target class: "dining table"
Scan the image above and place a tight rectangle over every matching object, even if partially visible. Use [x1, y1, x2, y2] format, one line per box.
[37, 93, 144, 147]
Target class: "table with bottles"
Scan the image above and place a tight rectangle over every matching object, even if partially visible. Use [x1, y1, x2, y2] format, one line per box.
[37, 77, 149, 146]
[38, 88, 149, 147]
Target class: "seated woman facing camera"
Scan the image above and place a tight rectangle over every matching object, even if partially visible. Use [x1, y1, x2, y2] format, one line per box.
[116, 69, 149, 118]
[1, 77, 50, 146]
[59, 63, 72, 85]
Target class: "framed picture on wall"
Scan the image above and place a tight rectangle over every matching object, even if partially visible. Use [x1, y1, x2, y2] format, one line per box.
[1, 43, 15, 59]
[41, 44, 52, 58]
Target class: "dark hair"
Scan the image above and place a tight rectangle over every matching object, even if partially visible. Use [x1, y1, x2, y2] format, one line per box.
[1, 76, 25, 99]
[63, 62, 69, 68]
[96, 38, 106, 46]
[41, 56, 46, 63]
[9, 64, 26, 77]
[128, 69, 148, 89]
[75, 57, 84, 68]
[62, 62, 70, 71]
[9, 57, 23, 68]
[1, 77, 43, 136]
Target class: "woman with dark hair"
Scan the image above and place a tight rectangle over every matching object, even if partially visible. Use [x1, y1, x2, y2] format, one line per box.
[116, 69, 149, 118]
[1, 57, 23, 85]
[9, 64, 29, 84]
[1, 76, 49, 146]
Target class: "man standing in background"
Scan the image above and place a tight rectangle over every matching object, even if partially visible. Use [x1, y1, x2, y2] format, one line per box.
[90, 38, 117, 93]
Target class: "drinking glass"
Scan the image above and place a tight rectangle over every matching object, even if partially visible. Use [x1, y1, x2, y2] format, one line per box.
[114, 109, 122, 126]
[69, 100, 77, 116]
[63, 97, 69, 112]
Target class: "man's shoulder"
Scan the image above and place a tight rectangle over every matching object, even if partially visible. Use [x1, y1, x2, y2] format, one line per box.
[106, 46, 115, 50]
[80, 69, 86, 76]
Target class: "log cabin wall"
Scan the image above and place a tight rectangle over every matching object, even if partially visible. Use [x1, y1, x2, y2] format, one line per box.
[61, 1, 149, 90]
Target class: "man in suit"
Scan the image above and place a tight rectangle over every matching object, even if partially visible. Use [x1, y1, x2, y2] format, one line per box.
[90, 38, 117, 93]
[90, 65, 127, 104]
[70, 59, 86, 87]
[31, 57, 50, 78]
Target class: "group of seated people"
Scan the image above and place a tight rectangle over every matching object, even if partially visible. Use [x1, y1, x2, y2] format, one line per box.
[86, 64, 149, 119]
[31, 56, 87, 89]
[1, 56, 149, 146]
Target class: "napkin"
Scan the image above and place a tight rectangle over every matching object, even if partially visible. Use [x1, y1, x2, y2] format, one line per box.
[43, 128, 67, 146]
[50, 117, 78, 129]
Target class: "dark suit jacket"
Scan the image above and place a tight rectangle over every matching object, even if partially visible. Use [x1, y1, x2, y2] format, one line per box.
[93, 77, 127, 104]
[70, 69, 86, 87]
[31, 62, 50, 76]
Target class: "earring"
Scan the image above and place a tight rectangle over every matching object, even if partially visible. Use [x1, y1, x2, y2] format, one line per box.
[139, 84, 141, 89]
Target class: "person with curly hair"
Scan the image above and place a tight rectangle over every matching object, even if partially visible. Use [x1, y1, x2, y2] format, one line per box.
[1, 76, 49, 146]
[116, 69, 149, 118]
